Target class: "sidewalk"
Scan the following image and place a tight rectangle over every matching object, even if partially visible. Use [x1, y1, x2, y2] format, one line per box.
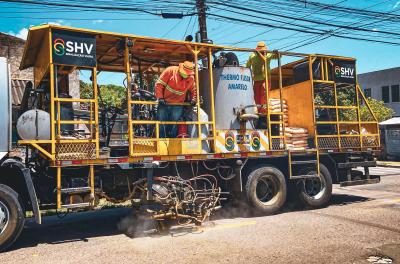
[377, 161, 400, 168]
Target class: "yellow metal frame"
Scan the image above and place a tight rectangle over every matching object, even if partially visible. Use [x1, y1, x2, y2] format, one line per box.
[258, 50, 287, 150]
[19, 27, 100, 161]
[18, 25, 380, 167]
[56, 165, 95, 209]
[312, 57, 380, 151]
[288, 148, 320, 178]
[128, 43, 216, 156]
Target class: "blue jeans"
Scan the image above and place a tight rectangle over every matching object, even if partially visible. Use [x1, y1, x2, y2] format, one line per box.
[157, 105, 184, 138]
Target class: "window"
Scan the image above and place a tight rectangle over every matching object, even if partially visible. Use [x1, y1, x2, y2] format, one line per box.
[364, 88, 371, 98]
[382, 86, 390, 103]
[391, 85, 399, 102]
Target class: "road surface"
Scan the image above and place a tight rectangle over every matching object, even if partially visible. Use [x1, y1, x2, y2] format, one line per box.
[0, 167, 399, 264]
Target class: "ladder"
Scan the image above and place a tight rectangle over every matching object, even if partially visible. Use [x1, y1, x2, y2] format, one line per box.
[269, 111, 286, 150]
[288, 149, 320, 179]
[56, 165, 95, 209]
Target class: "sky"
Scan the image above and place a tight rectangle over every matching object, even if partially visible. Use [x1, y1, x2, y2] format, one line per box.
[1, 0, 400, 83]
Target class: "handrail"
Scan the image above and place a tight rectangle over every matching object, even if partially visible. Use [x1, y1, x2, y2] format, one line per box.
[315, 105, 357, 109]
[131, 120, 213, 125]
[316, 134, 379, 138]
[316, 121, 377, 124]
[54, 98, 96, 103]
[130, 100, 191, 106]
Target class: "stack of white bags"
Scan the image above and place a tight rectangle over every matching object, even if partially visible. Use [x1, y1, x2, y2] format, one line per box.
[285, 127, 308, 150]
[269, 98, 288, 127]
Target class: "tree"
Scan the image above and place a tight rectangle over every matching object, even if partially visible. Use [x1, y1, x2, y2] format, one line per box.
[80, 81, 127, 109]
[360, 97, 394, 122]
[314, 86, 393, 122]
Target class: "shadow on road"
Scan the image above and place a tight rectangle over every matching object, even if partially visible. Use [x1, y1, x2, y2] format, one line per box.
[9, 208, 132, 252]
[329, 193, 370, 206]
[8, 193, 372, 252]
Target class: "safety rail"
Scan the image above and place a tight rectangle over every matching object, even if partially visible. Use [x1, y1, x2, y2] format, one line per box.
[17, 25, 380, 162]
[262, 51, 287, 151]
[129, 100, 215, 156]
[312, 59, 380, 151]
[53, 96, 99, 160]
[125, 43, 219, 157]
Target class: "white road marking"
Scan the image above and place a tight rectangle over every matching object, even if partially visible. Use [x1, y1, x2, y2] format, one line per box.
[356, 167, 400, 176]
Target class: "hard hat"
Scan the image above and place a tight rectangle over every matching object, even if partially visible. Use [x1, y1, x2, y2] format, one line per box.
[256, 41, 267, 51]
[179, 61, 195, 78]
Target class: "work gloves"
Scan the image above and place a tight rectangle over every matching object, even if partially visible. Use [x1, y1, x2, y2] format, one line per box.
[158, 98, 196, 106]
[158, 98, 166, 105]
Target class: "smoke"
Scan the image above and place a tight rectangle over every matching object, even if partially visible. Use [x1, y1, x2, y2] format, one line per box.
[211, 199, 255, 221]
[117, 212, 158, 238]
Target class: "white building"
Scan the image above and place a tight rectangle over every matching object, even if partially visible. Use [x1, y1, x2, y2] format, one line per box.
[358, 67, 400, 117]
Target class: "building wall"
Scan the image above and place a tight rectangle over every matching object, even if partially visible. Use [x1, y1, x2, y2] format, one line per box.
[358, 67, 400, 117]
[0, 33, 33, 80]
[0, 32, 80, 108]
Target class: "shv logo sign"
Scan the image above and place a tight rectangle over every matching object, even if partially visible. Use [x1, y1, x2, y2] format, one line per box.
[333, 60, 356, 84]
[53, 38, 94, 57]
[52, 29, 96, 67]
[335, 66, 354, 79]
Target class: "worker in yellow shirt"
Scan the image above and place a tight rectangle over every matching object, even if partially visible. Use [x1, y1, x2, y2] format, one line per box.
[246, 41, 277, 114]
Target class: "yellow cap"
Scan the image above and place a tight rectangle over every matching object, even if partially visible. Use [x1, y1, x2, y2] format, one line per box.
[256, 41, 267, 51]
[179, 61, 195, 78]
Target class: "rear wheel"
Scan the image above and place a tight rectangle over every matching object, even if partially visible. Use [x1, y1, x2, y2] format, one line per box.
[245, 166, 287, 215]
[0, 184, 25, 252]
[297, 164, 332, 208]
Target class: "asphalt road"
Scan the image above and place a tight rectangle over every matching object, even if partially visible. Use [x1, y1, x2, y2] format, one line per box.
[1, 166, 399, 264]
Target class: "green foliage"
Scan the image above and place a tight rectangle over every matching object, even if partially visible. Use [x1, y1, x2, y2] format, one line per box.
[338, 96, 394, 122]
[80, 80, 93, 99]
[314, 86, 393, 122]
[360, 97, 394, 122]
[80, 81, 127, 109]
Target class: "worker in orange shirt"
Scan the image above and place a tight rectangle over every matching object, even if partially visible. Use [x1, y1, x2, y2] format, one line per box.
[246, 41, 277, 114]
[155, 61, 197, 138]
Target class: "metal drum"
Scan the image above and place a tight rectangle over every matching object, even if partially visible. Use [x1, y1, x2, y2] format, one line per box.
[200, 66, 256, 130]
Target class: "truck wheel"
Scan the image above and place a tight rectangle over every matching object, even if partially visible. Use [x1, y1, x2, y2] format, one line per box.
[0, 184, 25, 252]
[245, 166, 287, 215]
[297, 164, 332, 208]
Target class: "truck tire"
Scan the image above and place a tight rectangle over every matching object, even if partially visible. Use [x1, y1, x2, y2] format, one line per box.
[297, 164, 332, 208]
[245, 166, 287, 215]
[0, 184, 25, 252]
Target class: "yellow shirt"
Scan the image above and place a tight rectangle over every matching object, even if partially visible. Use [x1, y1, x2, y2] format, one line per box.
[246, 52, 276, 81]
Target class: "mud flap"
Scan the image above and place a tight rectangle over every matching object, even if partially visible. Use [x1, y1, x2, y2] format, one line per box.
[1, 159, 41, 224]
[21, 168, 41, 224]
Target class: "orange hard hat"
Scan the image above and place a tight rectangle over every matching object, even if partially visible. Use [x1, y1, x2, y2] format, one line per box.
[179, 61, 195, 78]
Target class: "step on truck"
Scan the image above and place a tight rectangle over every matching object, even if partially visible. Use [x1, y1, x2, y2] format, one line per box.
[0, 25, 381, 251]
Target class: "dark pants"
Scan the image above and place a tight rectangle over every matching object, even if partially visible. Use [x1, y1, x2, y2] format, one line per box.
[157, 105, 184, 138]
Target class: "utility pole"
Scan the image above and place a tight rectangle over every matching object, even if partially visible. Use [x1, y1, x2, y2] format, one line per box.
[196, 0, 209, 43]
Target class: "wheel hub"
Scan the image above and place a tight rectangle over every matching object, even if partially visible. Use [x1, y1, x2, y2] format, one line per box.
[256, 176, 277, 203]
[303, 175, 325, 200]
[0, 200, 10, 235]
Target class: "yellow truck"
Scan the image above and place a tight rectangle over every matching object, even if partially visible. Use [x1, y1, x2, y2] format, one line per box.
[0, 25, 380, 251]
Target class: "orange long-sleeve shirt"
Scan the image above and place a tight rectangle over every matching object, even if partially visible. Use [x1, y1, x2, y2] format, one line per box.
[155, 66, 196, 103]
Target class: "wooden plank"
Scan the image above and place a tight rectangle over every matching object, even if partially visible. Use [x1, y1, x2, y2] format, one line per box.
[270, 80, 314, 134]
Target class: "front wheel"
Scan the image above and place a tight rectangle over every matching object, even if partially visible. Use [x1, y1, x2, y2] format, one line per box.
[245, 166, 287, 215]
[0, 184, 25, 252]
[297, 164, 333, 208]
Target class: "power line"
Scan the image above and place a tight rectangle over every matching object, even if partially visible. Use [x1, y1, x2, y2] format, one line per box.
[161, 19, 182, 38]
[208, 13, 400, 46]
[211, 1, 400, 37]
[277, 0, 400, 50]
